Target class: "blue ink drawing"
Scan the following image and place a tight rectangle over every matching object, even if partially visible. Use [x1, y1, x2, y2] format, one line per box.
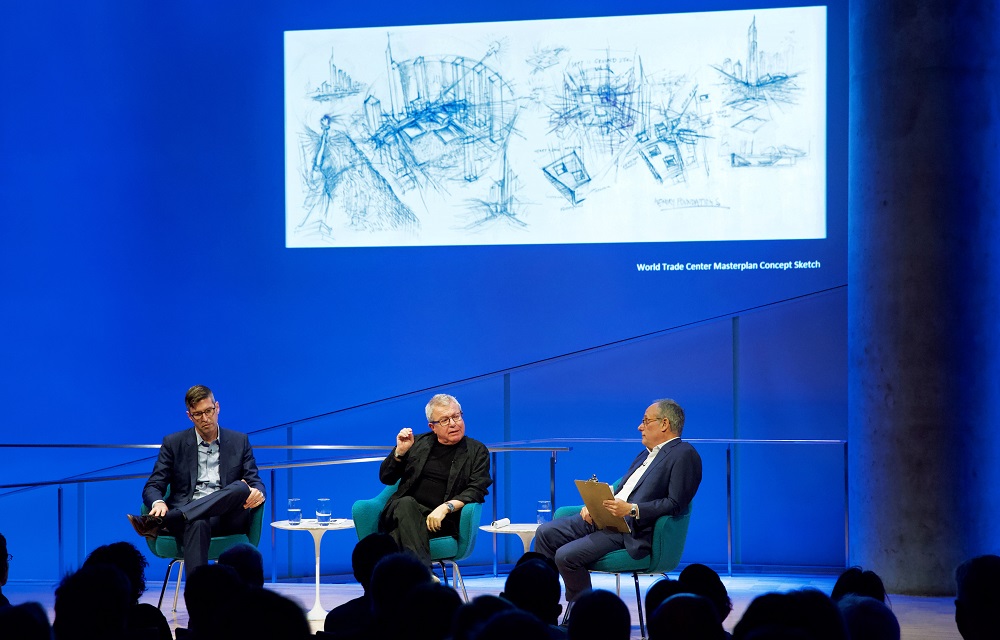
[543, 151, 590, 205]
[363, 37, 520, 197]
[545, 51, 711, 193]
[310, 49, 365, 102]
[297, 114, 419, 239]
[714, 16, 807, 168]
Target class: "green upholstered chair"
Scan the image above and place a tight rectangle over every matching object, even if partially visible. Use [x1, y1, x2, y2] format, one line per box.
[552, 478, 693, 639]
[141, 492, 265, 611]
[352, 481, 483, 601]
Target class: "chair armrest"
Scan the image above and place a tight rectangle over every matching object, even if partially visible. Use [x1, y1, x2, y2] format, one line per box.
[247, 504, 265, 547]
[554, 505, 582, 520]
[647, 503, 693, 574]
[453, 502, 483, 561]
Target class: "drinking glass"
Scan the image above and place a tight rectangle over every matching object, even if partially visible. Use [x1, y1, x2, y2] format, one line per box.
[288, 498, 302, 525]
[316, 498, 332, 526]
[537, 500, 552, 524]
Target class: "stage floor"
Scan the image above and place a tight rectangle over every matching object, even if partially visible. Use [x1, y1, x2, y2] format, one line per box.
[3, 572, 961, 639]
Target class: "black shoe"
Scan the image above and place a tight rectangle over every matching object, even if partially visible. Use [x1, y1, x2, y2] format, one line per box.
[127, 514, 162, 539]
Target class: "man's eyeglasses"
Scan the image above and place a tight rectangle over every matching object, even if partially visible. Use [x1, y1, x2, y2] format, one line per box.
[5, 553, 11, 563]
[189, 405, 218, 420]
[641, 416, 666, 427]
[431, 412, 464, 427]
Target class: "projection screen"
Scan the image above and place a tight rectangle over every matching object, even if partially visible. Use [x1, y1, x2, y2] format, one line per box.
[285, 6, 826, 248]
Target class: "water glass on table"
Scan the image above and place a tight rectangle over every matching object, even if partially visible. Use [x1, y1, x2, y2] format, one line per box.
[537, 500, 552, 524]
[288, 498, 302, 525]
[316, 498, 332, 525]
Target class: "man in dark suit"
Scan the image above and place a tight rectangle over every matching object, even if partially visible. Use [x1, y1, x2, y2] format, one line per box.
[535, 398, 702, 604]
[126, 385, 266, 569]
[378, 393, 492, 568]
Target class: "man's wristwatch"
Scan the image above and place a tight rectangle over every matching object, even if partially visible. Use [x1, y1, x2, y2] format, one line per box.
[629, 504, 638, 518]
[445, 502, 455, 513]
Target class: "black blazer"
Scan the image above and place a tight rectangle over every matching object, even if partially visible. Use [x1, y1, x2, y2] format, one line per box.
[142, 427, 265, 509]
[618, 438, 702, 559]
[378, 431, 492, 508]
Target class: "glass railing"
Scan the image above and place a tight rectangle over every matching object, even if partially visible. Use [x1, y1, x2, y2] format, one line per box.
[0, 287, 848, 581]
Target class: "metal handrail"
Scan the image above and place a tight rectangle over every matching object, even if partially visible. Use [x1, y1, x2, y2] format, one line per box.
[0, 444, 568, 490]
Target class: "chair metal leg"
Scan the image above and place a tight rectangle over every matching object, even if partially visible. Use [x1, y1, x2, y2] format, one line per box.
[157, 559, 181, 609]
[172, 560, 185, 612]
[615, 572, 621, 596]
[632, 572, 646, 640]
[435, 561, 449, 586]
[433, 560, 470, 602]
[450, 561, 469, 602]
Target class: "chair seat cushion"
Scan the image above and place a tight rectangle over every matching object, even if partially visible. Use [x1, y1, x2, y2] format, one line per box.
[590, 549, 652, 573]
[152, 533, 251, 561]
[429, 535, 458, 560]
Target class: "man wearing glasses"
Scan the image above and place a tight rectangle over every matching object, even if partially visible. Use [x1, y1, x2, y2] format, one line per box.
[377, 393, 492, 568]
[535, 399, 702, 609]
[126, 385, 266, 570]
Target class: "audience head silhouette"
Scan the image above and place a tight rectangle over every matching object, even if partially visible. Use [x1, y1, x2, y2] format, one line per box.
[514, 551, 559, 574]
[831, 566, 889, 604]
[0, 602, 51, 640]
[54, 563, 132, 640]
[568, 589, 631, 640]
[83, 541, 171, 640]
[369, 552, 434, 621]
[218, 542, 265, 589]
[837, 594, 899, 640]
[679, 563, 733, 622]
[649, 592, 725, 640]
[452, 595, 515, 640]
[83, 541, 148, 603]
[230, 588, 310, 640]
[184, 563, 247, 639]
[0, 532, 8, 595]
[734, 589, 846, 640]
[645, 577, 691, 617]
[474, 609, 552, 640]
[955, 554, 1000, 640]
[501, 557, 563, 625]
[352, 532, 399, 592]
[398, 582, 463, 640]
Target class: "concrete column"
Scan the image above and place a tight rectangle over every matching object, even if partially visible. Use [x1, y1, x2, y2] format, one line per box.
[849, 2, 1000, 594]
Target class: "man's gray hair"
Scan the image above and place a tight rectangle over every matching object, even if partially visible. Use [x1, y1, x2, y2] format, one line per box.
[653, 399, 685, 436]
[425, 394, 461, 421]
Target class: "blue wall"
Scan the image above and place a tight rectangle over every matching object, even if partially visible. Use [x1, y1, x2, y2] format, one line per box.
[0, 0, 847, 581]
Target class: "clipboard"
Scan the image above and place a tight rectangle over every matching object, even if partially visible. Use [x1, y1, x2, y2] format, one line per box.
[574, 478, 631, 534]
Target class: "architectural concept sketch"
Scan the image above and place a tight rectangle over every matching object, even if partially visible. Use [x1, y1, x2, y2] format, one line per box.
[285, 6, 827, 247]
[714, 17, 808, 168]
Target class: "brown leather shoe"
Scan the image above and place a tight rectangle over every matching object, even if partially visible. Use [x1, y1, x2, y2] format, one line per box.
[126, 514, 162, 539]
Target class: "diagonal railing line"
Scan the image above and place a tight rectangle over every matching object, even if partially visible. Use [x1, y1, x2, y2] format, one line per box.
[246, 284, 846, 435]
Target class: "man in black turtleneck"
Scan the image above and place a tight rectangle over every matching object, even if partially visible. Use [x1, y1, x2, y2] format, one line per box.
[377, 394, 492, 568]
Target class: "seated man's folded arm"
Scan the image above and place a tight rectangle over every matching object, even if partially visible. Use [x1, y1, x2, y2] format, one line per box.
[239, 436, 266, 496]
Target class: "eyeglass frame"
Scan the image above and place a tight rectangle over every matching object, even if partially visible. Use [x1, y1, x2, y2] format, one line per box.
[641, 416, 667, 427]
[188, 403, 218, 420]
[430, 411, 464, 427]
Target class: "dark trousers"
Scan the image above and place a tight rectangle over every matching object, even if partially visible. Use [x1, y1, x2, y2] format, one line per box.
[163, 480, 252, 569]
[378, 496, 458, 567]
[534, 514, 629, 602]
